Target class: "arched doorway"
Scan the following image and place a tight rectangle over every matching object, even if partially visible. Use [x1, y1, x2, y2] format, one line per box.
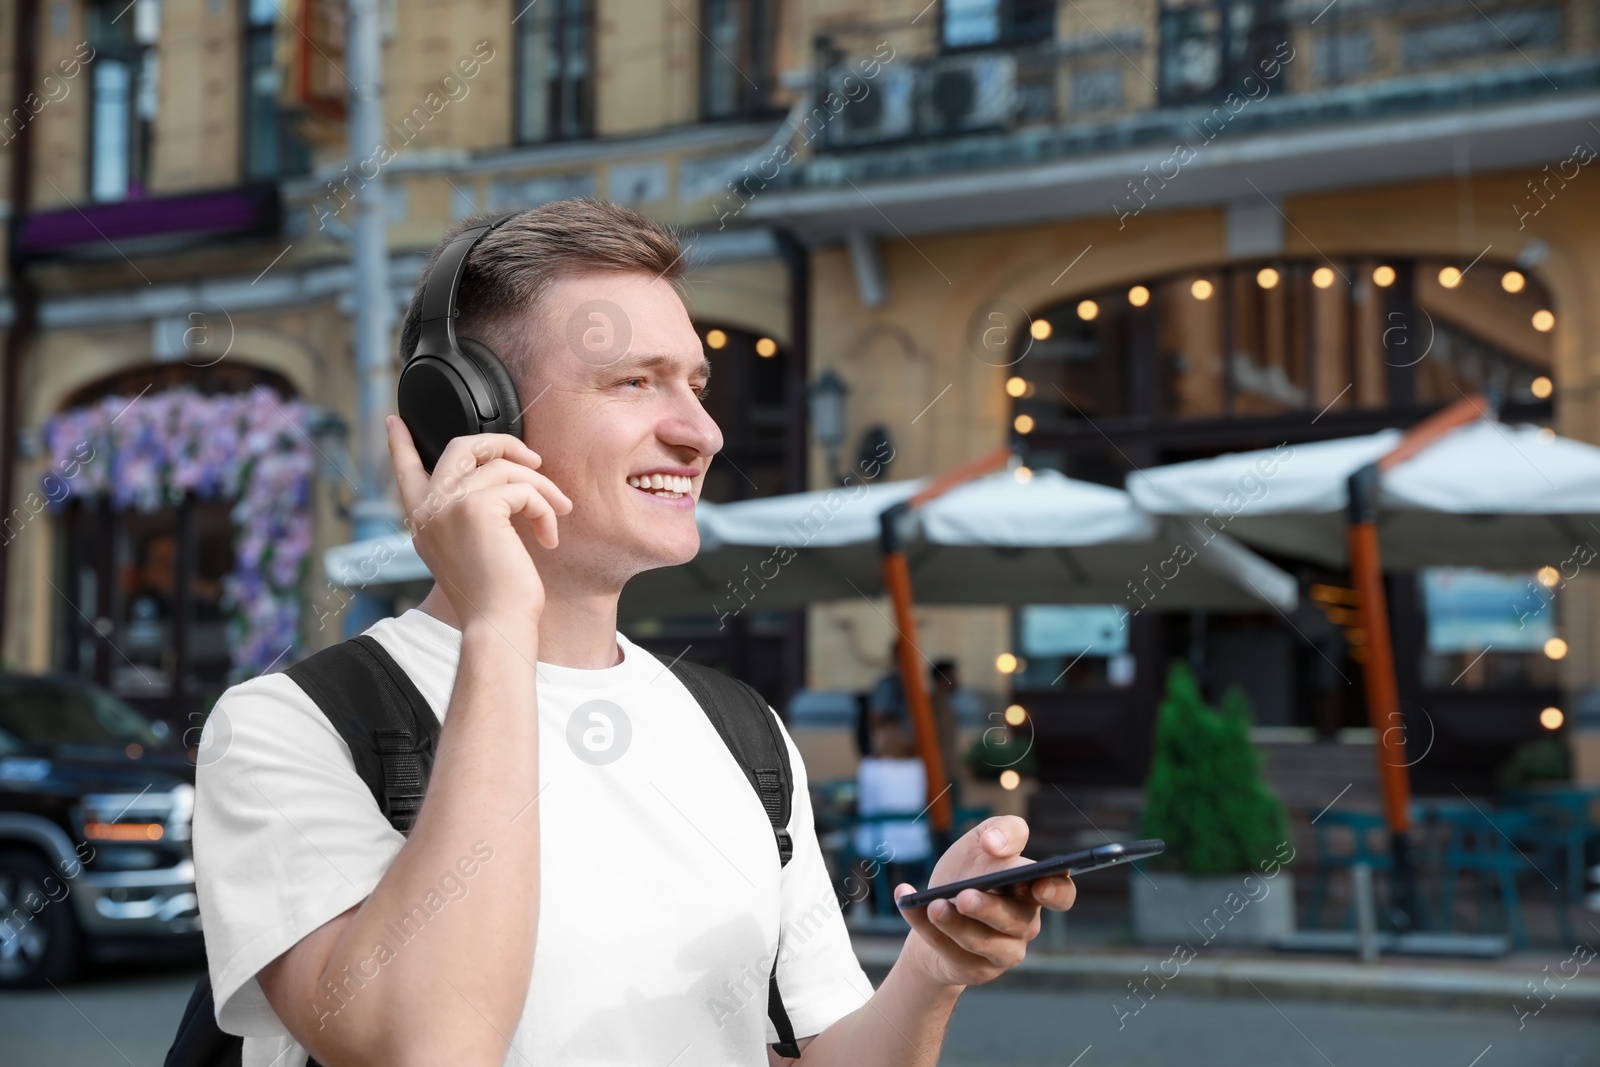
[45, 363, 312, 729]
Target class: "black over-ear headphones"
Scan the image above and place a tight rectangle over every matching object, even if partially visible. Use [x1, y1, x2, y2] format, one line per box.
[397, 213, 523, 474]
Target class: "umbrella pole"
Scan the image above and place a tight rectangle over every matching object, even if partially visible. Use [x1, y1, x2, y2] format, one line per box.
[877, 446, 1015, 845]
[1345, 466, 1421, 932]
[882, 546, 955, 841]
[1343, 393, 1490, 933]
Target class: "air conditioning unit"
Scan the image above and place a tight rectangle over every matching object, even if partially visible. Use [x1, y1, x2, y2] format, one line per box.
[824, 65, 915, 148]
[918, 53, 1017, 136]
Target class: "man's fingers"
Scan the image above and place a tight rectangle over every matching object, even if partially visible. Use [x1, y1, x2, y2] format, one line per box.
[919, 896, 1028, 968]
[452, 459, 573, 513]
[976, 815, 1029, 859]
[478, 482, 562, 550]
[432, 432, 544, 489]
[1030, 874, 1076, 911]
[386, 416, 433, 518]
[947, 887, 1038, 939]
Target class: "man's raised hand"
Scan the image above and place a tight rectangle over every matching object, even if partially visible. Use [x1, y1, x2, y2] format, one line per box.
[387, 416, 573, 632]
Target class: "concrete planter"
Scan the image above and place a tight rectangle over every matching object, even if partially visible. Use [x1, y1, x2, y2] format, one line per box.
[1131, 869, 1296, 948]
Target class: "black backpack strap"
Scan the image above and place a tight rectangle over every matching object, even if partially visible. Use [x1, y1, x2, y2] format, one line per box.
[169, 636, 438, 1067]
[284, 634, 442, 834]
[655, 655, 803, 1059]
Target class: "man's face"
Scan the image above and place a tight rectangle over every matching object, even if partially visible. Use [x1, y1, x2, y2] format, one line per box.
[508, 269, 723, 589]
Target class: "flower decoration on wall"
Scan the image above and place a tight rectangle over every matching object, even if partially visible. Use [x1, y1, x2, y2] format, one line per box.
[41, 385, 315, 681]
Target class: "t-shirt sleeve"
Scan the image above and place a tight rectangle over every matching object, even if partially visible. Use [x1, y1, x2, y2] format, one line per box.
[768, 711, 876, 1042]
[192, 673, 405, 1037]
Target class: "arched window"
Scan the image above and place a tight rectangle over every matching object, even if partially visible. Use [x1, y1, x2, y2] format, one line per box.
[1010, 256, 1554, 482]
[48, 365, 311, 729]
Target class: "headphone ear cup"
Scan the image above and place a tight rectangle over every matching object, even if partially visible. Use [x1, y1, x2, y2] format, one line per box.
[456, 337, 524, 440]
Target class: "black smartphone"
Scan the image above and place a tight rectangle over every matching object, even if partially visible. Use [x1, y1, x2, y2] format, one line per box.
[894, 838, 1165, 909]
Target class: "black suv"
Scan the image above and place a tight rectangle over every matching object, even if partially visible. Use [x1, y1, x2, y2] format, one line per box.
[0, 672, 201, 986]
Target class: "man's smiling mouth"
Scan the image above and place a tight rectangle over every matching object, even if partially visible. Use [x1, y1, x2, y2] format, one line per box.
[627, 473, 691, 500]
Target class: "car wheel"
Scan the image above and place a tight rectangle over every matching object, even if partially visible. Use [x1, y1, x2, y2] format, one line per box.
[0, 848, 82, 987]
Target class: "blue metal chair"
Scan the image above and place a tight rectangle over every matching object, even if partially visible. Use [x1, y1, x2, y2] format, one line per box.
[1303, 809, 1392, 930]
[1430, 805, 1537, 949]
[1504, 787, 1597, 947]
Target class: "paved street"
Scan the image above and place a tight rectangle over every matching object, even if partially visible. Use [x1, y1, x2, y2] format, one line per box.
[1, 960, 1595, 1066]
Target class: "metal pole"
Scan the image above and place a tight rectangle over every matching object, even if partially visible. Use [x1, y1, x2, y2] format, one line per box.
[1352, 861, 1380, 963]
[0, 0, 41, 656]
[344, 0, 399, 635]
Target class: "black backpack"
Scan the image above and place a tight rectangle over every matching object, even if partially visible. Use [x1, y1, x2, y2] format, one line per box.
[167, 634, 804, 1067]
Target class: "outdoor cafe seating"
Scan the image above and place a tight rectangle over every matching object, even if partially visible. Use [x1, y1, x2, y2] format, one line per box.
[1302, 787, 1597, 949]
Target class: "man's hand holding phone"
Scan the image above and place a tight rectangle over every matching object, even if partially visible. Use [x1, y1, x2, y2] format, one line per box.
[386, 416, 573, 632]
[891, 815, 1076, 990]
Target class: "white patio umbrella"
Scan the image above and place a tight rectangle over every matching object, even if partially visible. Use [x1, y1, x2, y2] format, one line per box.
[322, 467, 1299, 619]
[1125, 420, 1600, 570]
[617, 465, 1298, 622]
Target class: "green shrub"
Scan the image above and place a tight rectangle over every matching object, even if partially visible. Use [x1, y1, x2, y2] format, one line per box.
[1497, 737, 1570, 793]
[1140, 661, 1289, 875]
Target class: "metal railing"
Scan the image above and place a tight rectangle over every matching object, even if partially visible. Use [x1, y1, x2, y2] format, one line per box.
[810, 0, 1594, 152]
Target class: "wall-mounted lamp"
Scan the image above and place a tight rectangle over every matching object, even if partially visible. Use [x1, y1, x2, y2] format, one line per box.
[809, 369, 849, 486]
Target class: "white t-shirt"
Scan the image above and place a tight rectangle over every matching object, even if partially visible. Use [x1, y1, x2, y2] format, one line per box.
[193, 609, 874, 1067]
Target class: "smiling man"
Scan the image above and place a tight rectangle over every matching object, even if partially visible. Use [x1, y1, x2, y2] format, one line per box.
[192, 198, 1075, 1067]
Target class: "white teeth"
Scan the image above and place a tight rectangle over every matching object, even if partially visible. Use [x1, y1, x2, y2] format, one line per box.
[628, 473, 691, 497]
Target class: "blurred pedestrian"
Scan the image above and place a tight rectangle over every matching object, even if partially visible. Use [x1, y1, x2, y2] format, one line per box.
[928, 658, 963, 803]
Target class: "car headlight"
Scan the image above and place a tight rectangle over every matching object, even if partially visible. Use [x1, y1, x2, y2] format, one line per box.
[78, 783, 194, 844]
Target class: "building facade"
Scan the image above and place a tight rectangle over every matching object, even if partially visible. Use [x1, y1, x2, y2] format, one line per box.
[0, 0, 1596, 796]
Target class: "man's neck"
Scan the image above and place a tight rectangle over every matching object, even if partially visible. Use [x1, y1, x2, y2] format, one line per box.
[415, 582, 624, 669]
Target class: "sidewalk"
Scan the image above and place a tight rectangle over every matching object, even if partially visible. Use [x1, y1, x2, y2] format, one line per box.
[848, 925, 1600, 1018]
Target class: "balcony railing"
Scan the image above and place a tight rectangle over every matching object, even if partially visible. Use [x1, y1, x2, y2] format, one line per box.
[810, 0, 1595, 152]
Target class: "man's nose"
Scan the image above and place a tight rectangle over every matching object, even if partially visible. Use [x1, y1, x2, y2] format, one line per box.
[662, 399, 722, 456]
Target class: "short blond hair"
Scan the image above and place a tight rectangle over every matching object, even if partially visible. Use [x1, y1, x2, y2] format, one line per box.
[397, 197, 687, 384]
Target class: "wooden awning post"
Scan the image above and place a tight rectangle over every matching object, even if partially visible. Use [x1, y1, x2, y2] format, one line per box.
[875, 445, 1015, 841]
[1345, 392, 1491, 932]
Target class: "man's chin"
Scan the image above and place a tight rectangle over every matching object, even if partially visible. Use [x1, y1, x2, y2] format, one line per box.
[625, 531, 701, 573]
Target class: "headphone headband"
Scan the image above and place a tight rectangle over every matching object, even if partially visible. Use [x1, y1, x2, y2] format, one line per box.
[412, 212, 518, 367]
[398, 212, 524, 473]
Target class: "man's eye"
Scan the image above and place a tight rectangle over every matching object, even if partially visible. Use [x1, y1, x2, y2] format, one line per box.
[695, 385, 711, 401]
[622, 378, 646, 388]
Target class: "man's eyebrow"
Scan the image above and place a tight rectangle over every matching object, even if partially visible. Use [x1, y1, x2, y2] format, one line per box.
[600, 353, 713, 380]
